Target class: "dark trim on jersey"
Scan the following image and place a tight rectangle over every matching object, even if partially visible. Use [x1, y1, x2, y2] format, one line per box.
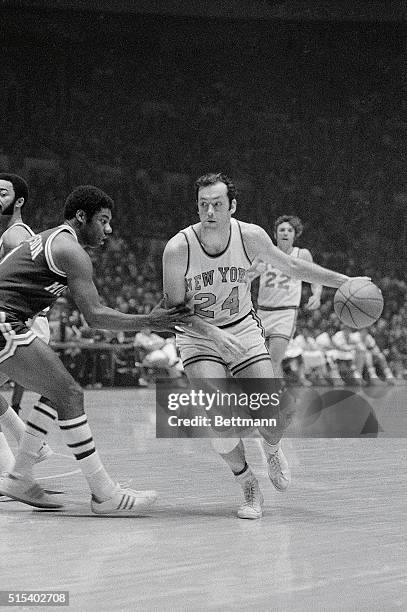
[257, 305, 299, 311]
[191, 224, 232, 259]
[257, 304, 299, 312]
[183, 354, 227, 369]
[267, 333, 292, 341]
[231, 354, 271, 376]
[179, 231, 190, 277]
[250, 308, 266, 339]
[218, 310, 251, 329]
[236, 220, 253, 265]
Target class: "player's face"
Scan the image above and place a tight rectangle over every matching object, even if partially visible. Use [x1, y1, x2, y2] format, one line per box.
[275, 222, 295, 250]
[197, 182, 236, 229]
[0, 180, 17, 215]
[83, 207, 113, 248]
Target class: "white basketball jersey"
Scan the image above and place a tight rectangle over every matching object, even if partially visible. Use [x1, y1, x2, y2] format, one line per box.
[181, 218, 252, 327]
[257, 246, 302, 308]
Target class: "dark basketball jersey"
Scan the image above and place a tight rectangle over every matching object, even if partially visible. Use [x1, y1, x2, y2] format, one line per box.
[0, 224, 77, 320]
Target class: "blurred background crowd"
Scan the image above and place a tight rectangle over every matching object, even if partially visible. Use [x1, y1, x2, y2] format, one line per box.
[1, 3, 405, 386]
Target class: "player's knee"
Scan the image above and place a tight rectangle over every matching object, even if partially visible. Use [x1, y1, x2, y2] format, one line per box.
[66, 381, 84, 407]
[210, 437, 241, 455]
[52, 379, 84, 417]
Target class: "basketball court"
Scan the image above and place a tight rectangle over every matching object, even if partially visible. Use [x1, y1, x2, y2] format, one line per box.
[0, 386, 405, 611]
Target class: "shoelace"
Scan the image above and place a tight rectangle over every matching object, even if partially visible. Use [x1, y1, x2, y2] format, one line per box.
[243, 480, 257, 507]
[267, 451, 282, 475]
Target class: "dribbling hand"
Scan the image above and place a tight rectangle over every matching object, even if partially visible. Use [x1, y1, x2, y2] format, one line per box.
[305, 294, 321, 311]
[245, 256, 266, 283]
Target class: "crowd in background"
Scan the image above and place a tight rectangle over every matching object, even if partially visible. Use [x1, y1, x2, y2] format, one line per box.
[1, 13, 405, 386]
[40, 235, 406, 387]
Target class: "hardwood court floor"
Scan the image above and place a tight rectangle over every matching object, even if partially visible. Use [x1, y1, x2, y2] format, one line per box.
[0, 386, 406, 611]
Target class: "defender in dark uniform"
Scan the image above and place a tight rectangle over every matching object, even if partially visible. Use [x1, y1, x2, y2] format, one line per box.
[0, 185, 188, 514]
[0, 173, 52, 476]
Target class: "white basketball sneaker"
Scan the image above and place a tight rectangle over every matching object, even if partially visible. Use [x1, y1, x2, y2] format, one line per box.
[91, 484, 158, 515]
[0, 473, 63, 509]
[262, 440, 291, 492]
[35, 442, 54, 463]
[235, 468, 264, 519]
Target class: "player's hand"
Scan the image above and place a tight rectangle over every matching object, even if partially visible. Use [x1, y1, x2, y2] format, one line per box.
[211, 327, 245, 361]
[344, 276, 371, 284]
[245, 256, 266, 283]
[305, 294, 321, 311]
[146, 300, 191, 332]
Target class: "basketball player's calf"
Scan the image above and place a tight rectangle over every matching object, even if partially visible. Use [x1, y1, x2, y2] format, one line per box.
[0, 348, 157, 513]
[0, 387, 52, 475]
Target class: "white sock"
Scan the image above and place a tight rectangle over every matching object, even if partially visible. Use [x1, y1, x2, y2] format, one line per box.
[12, 398, 57, 478]
[13, 432, 44, 479]
[263, 440, 281, 455]
[0, 432, 15, 473]
[0, 406, 26, 443]
[59, 415, 116, 501]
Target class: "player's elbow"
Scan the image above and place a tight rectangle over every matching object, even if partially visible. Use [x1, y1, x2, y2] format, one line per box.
[288, 258, 302, 279]
[81, 306, 105, 328]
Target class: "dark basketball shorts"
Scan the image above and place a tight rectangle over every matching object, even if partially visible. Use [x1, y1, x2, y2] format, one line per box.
[0, 311, 37, 365]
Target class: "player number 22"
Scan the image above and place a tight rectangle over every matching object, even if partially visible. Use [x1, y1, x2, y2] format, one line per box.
[265, 271, 290, 290]
[194, 287, 239, 318]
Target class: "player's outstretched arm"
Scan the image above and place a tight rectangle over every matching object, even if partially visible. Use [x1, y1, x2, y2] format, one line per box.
[300, 248, 322, 310]
[53, 233, 189, 332]
[163, 235, 245, 358]
[242, 224, 351, 289]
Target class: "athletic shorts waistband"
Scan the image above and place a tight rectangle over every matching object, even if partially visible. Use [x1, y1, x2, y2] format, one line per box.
[257, 305, 299, 312]
[217, 311, 252, 329]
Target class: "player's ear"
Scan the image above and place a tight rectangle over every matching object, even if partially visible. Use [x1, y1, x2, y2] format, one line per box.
[15, 197, 24, 209]
[76, 209, 87, 224]
[229, 199, 237, 215]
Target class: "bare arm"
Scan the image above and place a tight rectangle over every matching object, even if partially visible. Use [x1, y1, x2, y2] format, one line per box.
[53, 233, 188, 332]
[242, 224, 348, 288]
[163, 234, 245, 356]
[2, 225, 32, 255]
[300, 248, 322, 309]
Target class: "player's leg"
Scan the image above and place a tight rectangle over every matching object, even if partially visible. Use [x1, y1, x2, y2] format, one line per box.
[0, 338, 156, 513]
[184, 359, 263, 519]
[266, 336, 288, 377]
[0, 371, 23, 471]
[234, 357, 291, 492]
[0, 370, 51, 471]
[11, 383, 24, 415]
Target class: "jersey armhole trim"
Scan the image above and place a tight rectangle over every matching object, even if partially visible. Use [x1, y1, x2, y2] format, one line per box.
[45, 225, 78, 277]
[236, 220, 253, 265]
[180, 230, 190, 277]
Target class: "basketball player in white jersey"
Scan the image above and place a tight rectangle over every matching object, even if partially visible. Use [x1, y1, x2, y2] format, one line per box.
[254, 215, 321, 377]
[163, 172, 366, 519]
[0, 173, 52, 473]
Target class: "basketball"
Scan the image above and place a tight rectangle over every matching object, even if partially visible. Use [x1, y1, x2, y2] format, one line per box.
[334, 279, 384, 329]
